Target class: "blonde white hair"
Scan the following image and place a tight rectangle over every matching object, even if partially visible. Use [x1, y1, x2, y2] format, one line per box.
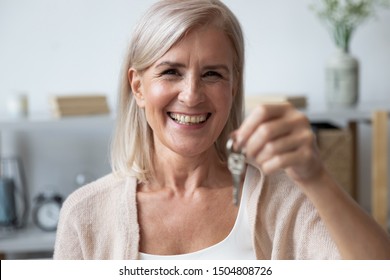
[111, 0, 245, 182]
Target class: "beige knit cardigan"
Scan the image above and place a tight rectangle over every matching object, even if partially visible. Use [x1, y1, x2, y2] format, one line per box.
[53, 165, 340, 259]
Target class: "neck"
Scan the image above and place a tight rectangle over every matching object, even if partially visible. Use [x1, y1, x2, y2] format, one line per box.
[148, 146, 229, 194]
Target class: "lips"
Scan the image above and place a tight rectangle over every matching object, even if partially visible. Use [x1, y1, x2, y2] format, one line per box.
[168, 112, 211, 125]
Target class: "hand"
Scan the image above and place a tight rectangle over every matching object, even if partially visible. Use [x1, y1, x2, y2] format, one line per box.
[234, 103, 324, 184]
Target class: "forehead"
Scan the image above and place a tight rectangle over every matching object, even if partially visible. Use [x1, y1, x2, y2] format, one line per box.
[155, 26, 234, 66]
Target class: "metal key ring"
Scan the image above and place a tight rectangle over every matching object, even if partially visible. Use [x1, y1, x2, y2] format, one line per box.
[226, 135, 244, 155]
[226, 137, 234, 153]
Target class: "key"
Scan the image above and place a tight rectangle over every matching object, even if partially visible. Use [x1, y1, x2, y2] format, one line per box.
[226, 137, 246, 206]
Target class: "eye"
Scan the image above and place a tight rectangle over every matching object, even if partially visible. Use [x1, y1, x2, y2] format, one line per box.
[202, 71, 223, 81]
[203, 71, 222, 78]
[161, 69, 180, 76]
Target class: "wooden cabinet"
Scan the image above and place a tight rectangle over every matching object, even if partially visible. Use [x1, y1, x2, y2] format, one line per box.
[304, 104, 389, 230]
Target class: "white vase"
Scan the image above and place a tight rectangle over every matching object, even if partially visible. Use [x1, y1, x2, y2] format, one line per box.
[325, 48, 359, 106]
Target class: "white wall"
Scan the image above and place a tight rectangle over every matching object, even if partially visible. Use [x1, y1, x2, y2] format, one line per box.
[0, 1, 389, 215]
[1, 0, 389, 113]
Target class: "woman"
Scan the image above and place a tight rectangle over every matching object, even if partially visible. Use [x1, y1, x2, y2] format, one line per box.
[54, 0, 390, 259]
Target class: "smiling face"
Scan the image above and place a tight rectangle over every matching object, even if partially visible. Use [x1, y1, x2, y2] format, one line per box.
[129, 26, 234, 158]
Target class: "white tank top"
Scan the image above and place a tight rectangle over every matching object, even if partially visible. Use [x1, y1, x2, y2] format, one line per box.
[139, 172, 256, 260]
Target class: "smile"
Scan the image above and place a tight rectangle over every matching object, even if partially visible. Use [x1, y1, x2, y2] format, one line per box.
[168, 112, 210, 125]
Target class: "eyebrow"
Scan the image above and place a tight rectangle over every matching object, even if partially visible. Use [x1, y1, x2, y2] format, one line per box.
[204, 64, 231, 73]
[155, 61, 186, 69]
[155, 61, 231, 73]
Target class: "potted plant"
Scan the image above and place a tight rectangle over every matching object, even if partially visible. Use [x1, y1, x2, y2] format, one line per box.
[310, 0, 390, 106]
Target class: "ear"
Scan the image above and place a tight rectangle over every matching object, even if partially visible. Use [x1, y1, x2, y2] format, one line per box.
[128, 68, 145, 108]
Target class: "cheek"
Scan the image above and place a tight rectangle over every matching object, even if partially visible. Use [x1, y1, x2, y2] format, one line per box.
[223, 90, 234, 121]
[212, 89, 233, 129]
[144, 82, 174, 109]
[216, 85, 234, 113]
[222, 96, 233, 123]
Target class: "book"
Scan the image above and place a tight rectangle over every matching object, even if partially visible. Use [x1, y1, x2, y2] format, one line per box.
[51, 95, 107, 107]
[52, 104, 110, 117]
[245, 95, 307, 111]
[50, 94, 110, 117]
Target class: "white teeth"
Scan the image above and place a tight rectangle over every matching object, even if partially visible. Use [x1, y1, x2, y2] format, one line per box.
[169, 113, 208, 125]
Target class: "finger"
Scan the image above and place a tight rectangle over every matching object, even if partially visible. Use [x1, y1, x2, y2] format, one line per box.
[236, 103, 291, 148]
[261, 144, 317, 179]
[253, 129, 314, 165]
[260, 147, 306, 175]
[244, 116, 294, 158]
[244, 107, 310, 158]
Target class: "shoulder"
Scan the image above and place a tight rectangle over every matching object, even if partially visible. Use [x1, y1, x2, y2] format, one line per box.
[59, 173, 136, 220]
[64, 173, 127, 205]
[55, 173, 139, 259]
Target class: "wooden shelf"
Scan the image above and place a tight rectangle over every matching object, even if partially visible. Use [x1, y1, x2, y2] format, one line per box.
[0, 225, 55, 255]
[0, 114, 115, 131]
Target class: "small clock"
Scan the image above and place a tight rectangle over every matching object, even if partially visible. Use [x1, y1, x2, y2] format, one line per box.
[32, 192, 63, 231]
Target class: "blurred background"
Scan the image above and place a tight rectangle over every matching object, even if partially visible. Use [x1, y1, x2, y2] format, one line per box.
[0, 0, 389, 259]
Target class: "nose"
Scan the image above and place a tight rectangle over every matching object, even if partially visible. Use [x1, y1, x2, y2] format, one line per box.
[177, 74, 205, 107]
